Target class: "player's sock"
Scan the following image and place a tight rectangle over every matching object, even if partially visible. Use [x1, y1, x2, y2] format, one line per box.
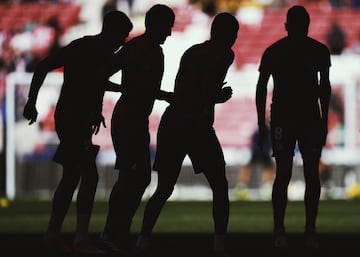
[45, 213, 64, 237]
[74, 213, 91, 244]
[99, 232, 110, 241]
[214, 234, 226, 252]
[136, 234, 150, 249]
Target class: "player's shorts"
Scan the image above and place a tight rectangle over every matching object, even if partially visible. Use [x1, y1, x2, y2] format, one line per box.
[153, 116, 225, 175]
[111, 122, 151, 172]
[53, 115, 99, 166]
[270, 119, 322, 159]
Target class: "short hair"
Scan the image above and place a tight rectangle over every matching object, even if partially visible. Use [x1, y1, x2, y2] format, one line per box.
[102, 10, 133, 35]
[286, 5, 310, 28]
[145, 4, 175, 29]
[211, 12, 239, 40]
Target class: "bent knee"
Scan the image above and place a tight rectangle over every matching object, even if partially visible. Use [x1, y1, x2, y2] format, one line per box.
[155, 185, 174, 200]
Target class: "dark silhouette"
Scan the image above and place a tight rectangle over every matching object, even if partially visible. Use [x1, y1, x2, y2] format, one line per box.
[134, 12, 239, 257]
[255, 5, 331, 251]
[98, 4, 175, 255]
[22, 10, 133, 255]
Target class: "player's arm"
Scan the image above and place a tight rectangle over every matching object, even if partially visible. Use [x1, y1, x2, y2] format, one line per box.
[104, 80, 124, 93]
[91, 91, 107, 135]
[151, 50, 173, 103]
[23, 50, 65, 124]
[214, 53, 234, 104]
[103, 49, 127, 92]
[214, 82, 232, 104]
[157, 90, 174, 103]
[108, 44, 127, 76]
[319, 66, 331, 146]
[255, 70, 271, 150]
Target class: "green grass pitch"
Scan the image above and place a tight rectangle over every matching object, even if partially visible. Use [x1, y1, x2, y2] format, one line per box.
[0, 199, 359, 234]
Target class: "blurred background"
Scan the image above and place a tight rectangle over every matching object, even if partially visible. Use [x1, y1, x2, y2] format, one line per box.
[0, 0, 359, 202]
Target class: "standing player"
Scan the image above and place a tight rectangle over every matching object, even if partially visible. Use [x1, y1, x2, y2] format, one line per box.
[135, 13, 239, 257]
[99, 4, 175, 255]
[22, 11, 133, 255]
[255, 5, 331, 250]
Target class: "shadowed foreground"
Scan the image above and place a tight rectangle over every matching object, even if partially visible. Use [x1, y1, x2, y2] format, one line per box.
[1, 233, 359, 257]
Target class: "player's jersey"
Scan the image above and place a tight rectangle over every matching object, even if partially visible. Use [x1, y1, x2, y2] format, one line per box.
[55, 35, 113, 122]
[259, 36, 331, 123]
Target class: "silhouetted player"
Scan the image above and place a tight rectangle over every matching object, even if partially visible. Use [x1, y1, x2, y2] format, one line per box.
[22, 11, 133, 255]
[255, 5, 331, 250]
[135, 13, 239, 257]
[99, 4, 175, 255]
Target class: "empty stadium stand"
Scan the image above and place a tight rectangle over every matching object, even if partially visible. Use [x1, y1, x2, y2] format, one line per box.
[0, 2, 81, 33]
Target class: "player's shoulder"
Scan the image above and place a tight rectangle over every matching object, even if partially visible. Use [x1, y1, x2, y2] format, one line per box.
[72, 35, 95, 44]
[185, 42, 204, 54]
[184, 40, 233, 60]
[123, 34, 163, 55]
[270, 36, 287, 46]
[125, 34, 142, 46]
[117, 34, 145, 55]
[67, 35, 97, 51]
[307, 37, 330, 53]
[263, 37, 287, 55]
[179, 43, 203, 63]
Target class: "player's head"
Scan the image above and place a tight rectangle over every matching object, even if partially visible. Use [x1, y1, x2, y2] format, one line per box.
[210, 12, 239, 48]
[285, 5, 310, 38]
[101, 10, 133, 50]
[145, 4, 175, 44]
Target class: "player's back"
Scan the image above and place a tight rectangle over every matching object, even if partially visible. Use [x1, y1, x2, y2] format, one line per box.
[57, 35, 113, 116]
[171, 41, 233, 126]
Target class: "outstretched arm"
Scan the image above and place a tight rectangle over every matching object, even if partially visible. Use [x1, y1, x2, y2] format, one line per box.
[319, 67, 331, 146]
[255, 71, 271, 150]
[23, 52, 64, 124]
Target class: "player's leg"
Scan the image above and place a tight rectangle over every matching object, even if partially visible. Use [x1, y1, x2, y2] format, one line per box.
[103, 168, 151, 243]
[137, 118, 185, 251]
[46, 164, 80, 234]
[270, 123, 295, 249]
[123, 165, 152, 235]
[102, 126, 151, 250]
[302, 154, 321, 231]
[272, 155, 293, 250]
[193, 128, 229, 255]
[72, 152, 103, 255]
[136, 165, 182, 251]
[45, 121, 82, 240]
[203, 165, 229, 254]
[100, 170, 135, 253]
[101, 167, 152, 254]
[43, 162, 81, 254]
[298, 121, 322, 250]
[302, 153, 321, 250]
[299, 121, 322, 232]
[272, 155, 293, 231]
[44, 117, 87, 253]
